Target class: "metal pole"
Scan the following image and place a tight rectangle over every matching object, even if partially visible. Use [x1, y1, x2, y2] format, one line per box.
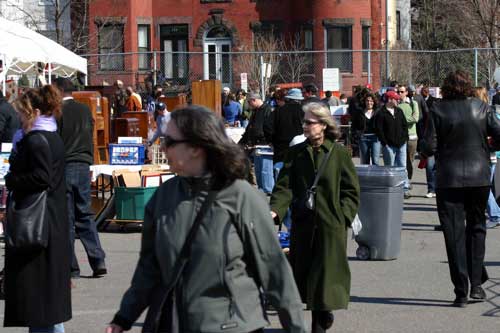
[153, 51, 157, 86]
[474, 48, 478, 86]
[367, 49, 372, 84]
[385, 0, 390, 85]
[48, 63, 52, 84]
[260, 54, 265, 98]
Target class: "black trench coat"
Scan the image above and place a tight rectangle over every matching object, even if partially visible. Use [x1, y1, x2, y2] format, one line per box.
[4, 130, 72, 327]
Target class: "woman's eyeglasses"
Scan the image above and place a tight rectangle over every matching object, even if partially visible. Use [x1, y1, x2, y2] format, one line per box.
[163, 136, 190, 148]
[303, 119, 321, 126]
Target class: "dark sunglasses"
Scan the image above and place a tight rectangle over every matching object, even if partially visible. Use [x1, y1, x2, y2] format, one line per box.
[163, 136, 190, 148]
[303, 119, 321, 126]
[398, 90, 406, 93]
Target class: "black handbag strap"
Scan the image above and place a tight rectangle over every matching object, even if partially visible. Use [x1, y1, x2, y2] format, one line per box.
[153, 190, 217, 331]
[310, 146, 333, 191]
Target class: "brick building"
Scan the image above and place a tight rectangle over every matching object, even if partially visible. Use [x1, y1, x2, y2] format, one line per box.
[87, 0, 387, 95]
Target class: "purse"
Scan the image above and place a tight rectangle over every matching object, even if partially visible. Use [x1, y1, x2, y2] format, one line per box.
[142, 191, 217, 333]
[6, 190, 49, 252]
[5, 133, 51, 252]
[291, 147, 333, 222]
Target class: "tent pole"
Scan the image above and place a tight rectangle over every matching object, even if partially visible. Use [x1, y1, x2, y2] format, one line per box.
[48, 63, 52, 84]
[1, 54, 6, 93]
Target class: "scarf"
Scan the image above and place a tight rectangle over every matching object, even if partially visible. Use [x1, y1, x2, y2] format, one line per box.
[12, 115, 57, 151]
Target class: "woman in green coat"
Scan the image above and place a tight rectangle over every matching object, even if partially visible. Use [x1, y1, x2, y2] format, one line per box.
[270, 102, 360, 333]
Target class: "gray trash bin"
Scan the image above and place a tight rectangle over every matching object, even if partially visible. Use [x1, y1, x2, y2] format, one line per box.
[354, 165, 406, 260]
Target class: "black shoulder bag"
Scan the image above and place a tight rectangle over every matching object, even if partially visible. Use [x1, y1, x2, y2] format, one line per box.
[5, 133, 50, 252]
[142, 191, 217, 333]
[291, 147, 333, 222]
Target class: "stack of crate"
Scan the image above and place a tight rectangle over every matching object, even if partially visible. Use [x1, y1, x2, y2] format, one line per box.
[151, 143, 168, 165]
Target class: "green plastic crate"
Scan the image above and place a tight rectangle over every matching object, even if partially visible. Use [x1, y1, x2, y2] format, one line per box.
[114, 186, 158, 220]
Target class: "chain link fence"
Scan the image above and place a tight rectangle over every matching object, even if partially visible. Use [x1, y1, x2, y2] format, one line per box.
[83, 48, 500, 94]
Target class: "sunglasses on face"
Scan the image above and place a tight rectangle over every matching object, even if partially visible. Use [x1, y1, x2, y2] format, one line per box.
[303, 119, 321, 126]
[163, 136, 190, 148]
[398, 90, 406, 94]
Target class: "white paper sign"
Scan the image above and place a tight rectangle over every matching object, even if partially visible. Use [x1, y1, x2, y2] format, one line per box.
[323, 68, 340, 91]
[241, 72, 248, 92]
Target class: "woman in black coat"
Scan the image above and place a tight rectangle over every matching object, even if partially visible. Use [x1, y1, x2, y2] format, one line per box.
[4, 86, 71, 332]
[421, 71, 500, 307]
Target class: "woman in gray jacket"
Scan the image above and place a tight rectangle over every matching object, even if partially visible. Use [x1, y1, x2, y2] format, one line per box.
[106, 105, 306, 333]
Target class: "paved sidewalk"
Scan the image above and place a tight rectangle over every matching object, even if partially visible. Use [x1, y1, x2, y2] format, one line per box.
[1, 164, 499, 332]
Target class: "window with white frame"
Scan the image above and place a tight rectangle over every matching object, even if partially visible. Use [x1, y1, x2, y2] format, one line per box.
[362, 26, 370, 72]
[138, 25, 150, 70]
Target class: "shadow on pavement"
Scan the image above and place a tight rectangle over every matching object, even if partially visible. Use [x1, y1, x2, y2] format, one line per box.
[403, 206, 437, 212]
[350, 295, 451, 307]
[483, 278, 500, 317]
[403, 223, 439, 228]
[403, 202, 437, 207]
[484, 261, 500, 267]
[132, 322, 286, 332]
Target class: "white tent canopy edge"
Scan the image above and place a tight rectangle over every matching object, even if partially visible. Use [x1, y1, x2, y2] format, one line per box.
[0, 17, 87, 92]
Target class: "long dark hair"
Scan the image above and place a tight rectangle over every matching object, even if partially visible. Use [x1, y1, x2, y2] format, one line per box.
[169, 105, 247, 188]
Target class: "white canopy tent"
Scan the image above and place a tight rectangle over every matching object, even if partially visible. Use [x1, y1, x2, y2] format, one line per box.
[0, 17, 87, 92]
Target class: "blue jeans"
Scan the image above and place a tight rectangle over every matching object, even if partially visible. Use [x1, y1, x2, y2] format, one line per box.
[66, 162, 106, 273]
[273, 162, 292, 231]
[359, 134, 381, 166]
[426, 156, 436, 193]
[487, 163, 500, 221]
[382, 144, 410, 189]
[253, 148, 275, 194]
[29, 323, 65, 333]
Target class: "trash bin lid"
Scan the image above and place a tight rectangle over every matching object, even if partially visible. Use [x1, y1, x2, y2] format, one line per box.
[355, 165, 406, 187]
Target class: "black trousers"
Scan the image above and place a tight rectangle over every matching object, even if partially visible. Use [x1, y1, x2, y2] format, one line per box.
[436, 187, 489, 298]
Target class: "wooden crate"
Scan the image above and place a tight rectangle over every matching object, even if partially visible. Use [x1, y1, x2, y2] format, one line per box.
[191, 80, 222, 116]
[159, 94, 187, 112]
[72, 91, 110, 164]
[120, 111, 149, 140]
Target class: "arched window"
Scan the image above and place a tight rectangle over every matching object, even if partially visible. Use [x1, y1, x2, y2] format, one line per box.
[206, 26, 231, 39]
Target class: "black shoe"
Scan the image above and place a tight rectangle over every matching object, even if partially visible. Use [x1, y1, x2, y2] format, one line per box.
[71, 270, 81, 279]
[322, 312, 334, 330]
[470, 286, 486, 301]
[92, 264, 107, 278]
[452, 297, 468, 308]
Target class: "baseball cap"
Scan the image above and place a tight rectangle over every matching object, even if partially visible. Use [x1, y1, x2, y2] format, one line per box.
[385, 90, 401, 101]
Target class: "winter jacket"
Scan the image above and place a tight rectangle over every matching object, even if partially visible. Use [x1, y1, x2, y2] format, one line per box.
[0, 97, 20, 143]
[112, 176, 306, 333]
[57, 98, 94, 165]
[4, 131, 71, 327]
[239, 103, 273, 146]
[421, 97, 500, 188]
[270, 101, 304, 163]
[270, 138, 360, 311]
[375, 106, 408, 148]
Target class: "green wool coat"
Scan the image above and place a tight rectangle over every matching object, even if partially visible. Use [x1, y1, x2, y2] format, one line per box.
[270, 138, 360, 311]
